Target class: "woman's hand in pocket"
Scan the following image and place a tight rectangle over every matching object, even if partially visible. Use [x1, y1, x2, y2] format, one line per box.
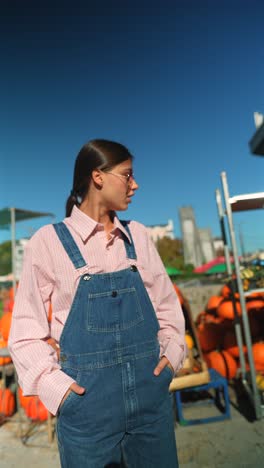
[153, 356, 174, 376]
[59, 382, 86, 409]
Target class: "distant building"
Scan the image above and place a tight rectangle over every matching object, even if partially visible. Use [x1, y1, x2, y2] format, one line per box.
[213, 237, 225, 256]
[146, 219, 174, 243]
[179, 207, 204, 267]
[198, 228, 216, 263]
[15, 238, 29, 280]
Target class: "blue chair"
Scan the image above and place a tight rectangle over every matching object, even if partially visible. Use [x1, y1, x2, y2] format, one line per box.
[174, 368, 231, 425]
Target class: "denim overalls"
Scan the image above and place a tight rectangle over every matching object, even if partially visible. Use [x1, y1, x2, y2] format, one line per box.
[54, 221, 178, 468]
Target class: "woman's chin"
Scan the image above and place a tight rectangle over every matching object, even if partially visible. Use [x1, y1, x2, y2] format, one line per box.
[115, 203, 129, 212]
[110, 199, 131, 212]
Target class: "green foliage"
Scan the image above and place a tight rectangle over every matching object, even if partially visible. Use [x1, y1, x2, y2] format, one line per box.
[183, 263, 195, 274]
[156, 237, 184, 270]
[0, 241, 12, 275]
[156, 237, 199, 278]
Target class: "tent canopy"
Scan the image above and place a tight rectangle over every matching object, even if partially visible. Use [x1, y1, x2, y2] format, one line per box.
[229, 192, 264, 212]
[0, 207, 55, 229]
[249, 120, 264, 155]
[165, 266, 182, 276]
[0, 207, 55, 293]
[205, 263, 235, 275]
[194, 256, 234, 274]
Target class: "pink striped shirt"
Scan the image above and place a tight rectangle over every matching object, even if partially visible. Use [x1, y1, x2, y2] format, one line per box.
[8, 206, 186, 415]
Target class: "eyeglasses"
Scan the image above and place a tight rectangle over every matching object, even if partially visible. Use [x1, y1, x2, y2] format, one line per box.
[106, 171, 135, 185]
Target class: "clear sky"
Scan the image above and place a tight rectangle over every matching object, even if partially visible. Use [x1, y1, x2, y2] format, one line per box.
[1, 0, 263, 254]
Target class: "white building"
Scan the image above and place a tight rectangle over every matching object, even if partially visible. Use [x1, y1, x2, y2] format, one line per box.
[179, 207, 204, 267]
[146, 219, 174, 243]
[198, 228, 216, 263]
[213, 237, 225, 255]
[15, 238, 29, 280]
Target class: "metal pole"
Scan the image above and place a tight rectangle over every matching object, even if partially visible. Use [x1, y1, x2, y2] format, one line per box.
[10, 207, 17, 297]
[215, 189, 247, 379]
[238, 222, 246, 264]
[221, 172, 262, 420]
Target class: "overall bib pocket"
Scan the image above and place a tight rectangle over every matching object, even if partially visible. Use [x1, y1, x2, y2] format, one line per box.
[86, 287, 144, 332]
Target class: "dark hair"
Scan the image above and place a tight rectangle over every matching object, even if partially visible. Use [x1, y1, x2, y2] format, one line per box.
[65, 139, 134, 216]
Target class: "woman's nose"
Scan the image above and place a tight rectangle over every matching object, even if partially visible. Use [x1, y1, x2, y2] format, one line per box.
[131, 177, 139, 190]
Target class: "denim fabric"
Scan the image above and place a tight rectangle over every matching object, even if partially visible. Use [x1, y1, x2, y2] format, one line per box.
[54, 222, 178, 468]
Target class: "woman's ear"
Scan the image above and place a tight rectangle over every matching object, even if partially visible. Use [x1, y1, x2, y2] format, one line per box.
[91, 169, 103, 188]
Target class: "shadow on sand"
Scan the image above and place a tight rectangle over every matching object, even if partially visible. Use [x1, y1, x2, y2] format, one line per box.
[229, 378, 258, 423]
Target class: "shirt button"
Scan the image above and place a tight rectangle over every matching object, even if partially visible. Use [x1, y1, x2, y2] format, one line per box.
[60, 355, 67, 362]
[130, 265, 138, 272]
[112, 291, 117, 297]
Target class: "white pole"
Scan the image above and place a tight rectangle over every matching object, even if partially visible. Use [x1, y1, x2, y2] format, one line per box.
[10, 207, 16, 297]
[221, 172, 262, 420]
[215, 189, 247, 379]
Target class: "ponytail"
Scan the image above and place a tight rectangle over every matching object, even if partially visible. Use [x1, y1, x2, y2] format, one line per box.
[65, 192, 78, 217]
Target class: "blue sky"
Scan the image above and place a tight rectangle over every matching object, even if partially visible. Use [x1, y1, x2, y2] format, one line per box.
[1, 0, 263, 254]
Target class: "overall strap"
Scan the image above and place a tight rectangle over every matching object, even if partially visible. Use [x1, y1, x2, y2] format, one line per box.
[53, 222, 87, 269]
[120, 220, 137, 260]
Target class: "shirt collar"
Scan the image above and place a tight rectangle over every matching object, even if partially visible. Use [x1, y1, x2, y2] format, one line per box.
[64, 205, 132, 243]
[113, 215, 132, 244]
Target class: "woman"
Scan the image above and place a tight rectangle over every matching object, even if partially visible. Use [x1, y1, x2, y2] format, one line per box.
[9, 139, 186, 468]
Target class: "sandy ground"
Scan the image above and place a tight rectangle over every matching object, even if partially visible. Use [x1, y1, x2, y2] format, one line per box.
[175, 395, 264, 468]
[1, 386, 264, 468]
